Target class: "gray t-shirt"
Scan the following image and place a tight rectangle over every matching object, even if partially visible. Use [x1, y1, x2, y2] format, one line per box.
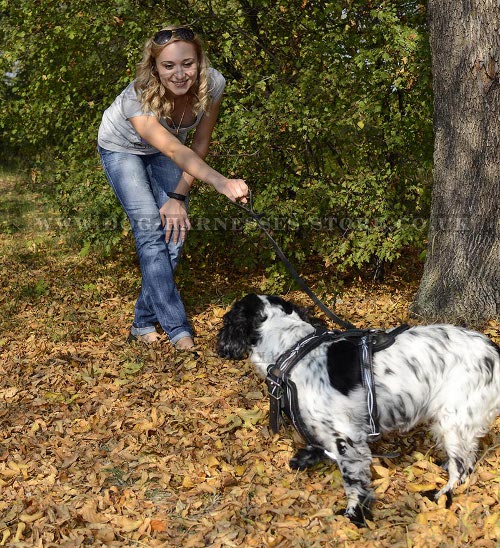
[97, 67, 225, 154]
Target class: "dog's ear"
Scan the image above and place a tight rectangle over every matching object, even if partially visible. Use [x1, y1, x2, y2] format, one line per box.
[267, 295, 295, 315]
[296, 306, 328, 329]
[216, 294, 265, 359]
[266, 296, 326, 328]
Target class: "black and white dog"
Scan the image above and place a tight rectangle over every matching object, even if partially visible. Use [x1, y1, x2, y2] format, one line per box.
[217, 294, 500, 525]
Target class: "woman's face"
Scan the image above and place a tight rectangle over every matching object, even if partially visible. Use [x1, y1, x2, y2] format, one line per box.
[155, 40, 198, 97]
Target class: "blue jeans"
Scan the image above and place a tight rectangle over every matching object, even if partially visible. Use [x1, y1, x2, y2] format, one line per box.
[98, 146, 193, 343]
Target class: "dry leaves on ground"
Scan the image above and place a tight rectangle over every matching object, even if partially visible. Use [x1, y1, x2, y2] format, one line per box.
[0, 174, 499, 547]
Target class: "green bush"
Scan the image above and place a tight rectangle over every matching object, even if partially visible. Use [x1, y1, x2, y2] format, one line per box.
[0, 1, 433, 285]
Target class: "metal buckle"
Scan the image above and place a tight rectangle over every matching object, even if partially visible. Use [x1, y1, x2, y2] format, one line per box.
[269, 387, 283, 401]
[266, 364, 284, 401]
[267, 377, 283, 400]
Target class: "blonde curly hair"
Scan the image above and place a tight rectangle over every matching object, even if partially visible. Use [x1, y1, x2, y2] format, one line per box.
[135, 26, 212, 121]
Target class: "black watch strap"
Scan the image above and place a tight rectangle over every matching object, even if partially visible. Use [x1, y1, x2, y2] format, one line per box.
[167, 192, 187, 202]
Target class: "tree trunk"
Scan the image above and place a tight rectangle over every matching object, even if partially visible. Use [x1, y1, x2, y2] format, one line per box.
[412, 0, 500, 324]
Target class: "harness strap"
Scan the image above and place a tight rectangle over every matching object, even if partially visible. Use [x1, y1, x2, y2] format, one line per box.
[360, 324, 409, 438]
[284, 378, 320, 446]
[266, 325, 410, 448]
[266, 328, 339, 436]
[266, 365, 284, 435]
[361, 335, 380, 439]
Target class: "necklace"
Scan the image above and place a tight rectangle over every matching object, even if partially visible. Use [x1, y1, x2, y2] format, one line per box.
[171, 98, 188, 136]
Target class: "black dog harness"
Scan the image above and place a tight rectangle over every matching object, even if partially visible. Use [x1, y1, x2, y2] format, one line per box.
[265, 325, 409, 449]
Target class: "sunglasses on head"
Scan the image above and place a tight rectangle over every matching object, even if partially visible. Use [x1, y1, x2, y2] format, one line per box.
[153, 27, 195, 45]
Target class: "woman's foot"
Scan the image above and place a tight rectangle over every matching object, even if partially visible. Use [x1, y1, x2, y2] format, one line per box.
[128, 332, 162, 344]
[174, 336, 196, 350]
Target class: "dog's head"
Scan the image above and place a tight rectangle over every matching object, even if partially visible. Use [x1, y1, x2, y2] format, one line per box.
[216, 293, 324, 360]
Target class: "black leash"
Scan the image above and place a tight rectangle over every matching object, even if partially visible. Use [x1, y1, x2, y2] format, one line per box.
[232, 191, 356, 330]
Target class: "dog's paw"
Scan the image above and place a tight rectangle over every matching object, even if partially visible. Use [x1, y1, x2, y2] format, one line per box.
[289, 446, 326, 470]
[422, 489, 453, 509]
[336, 504, 372, 528]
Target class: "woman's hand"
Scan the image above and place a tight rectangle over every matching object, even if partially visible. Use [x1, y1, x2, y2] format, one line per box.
[160, 198, 191, 244]
[213, 178, 249, 203]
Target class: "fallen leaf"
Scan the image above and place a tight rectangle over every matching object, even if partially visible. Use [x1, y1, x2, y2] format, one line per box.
[150, 519, 168, 532]
[1, 172, 499, 548]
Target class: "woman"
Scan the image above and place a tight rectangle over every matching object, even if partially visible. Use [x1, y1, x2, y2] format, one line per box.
[98, 26, 247, 350]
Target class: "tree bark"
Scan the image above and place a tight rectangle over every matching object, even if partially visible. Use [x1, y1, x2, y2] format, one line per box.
[412, 0, 500, 324]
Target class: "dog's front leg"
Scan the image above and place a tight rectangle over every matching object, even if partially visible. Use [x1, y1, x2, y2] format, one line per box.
[329, 436, 374, 527]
